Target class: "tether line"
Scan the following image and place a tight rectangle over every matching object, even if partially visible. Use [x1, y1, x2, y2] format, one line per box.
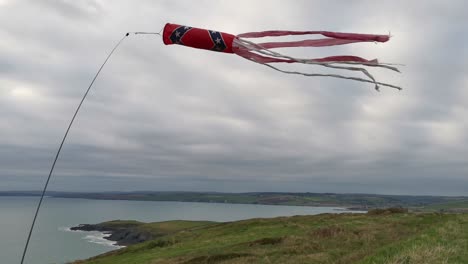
[20, 33, 130, 264]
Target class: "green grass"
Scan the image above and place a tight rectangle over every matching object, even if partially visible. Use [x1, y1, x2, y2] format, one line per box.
[95, 220, 216, 238]
[134, 220, 216, 234]
[72, 212, 468, 264]
[424, 201, 468, 211]
[99, 220, 143, 228]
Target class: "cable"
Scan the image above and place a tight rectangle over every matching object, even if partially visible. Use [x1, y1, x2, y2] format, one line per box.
[20, 33, 130, 264]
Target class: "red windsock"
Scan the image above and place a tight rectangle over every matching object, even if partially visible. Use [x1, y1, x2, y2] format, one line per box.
[162, 23, 235, 53]
[162, 23, 400, 90]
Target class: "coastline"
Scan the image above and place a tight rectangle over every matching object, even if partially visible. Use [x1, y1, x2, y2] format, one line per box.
[69, 222, 158, 246]
[1, 197, 366, 264]
[67, 206, 366, 248]
[3, 190, 461, 210]
[68, 211, 468, 264]
[63, 226, 125, 248]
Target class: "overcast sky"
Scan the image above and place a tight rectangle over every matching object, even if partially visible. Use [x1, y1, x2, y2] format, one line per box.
[1, 0, 467, 195]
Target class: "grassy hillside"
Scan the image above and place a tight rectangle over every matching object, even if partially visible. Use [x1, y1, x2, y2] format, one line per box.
[72, 211, 468, 264]
[71, 220, 217, 246]
[97, 220, 215, 236]
[423, 201, 468, 212]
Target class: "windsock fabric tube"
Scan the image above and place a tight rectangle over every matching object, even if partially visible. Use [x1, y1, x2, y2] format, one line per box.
[162, 23, 401, 90]
[163, 23, 236, 53]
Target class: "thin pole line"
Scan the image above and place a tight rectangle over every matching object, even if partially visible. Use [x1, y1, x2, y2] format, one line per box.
[20, 33, 129, 264]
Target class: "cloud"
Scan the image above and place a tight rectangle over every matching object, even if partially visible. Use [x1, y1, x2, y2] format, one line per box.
[1, 1, 468, 195]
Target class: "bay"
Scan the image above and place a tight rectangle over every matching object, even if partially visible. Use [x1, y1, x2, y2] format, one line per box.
[0, 196, 360, 264]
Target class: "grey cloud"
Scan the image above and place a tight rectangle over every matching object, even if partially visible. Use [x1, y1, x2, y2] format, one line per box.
[37, 0, 104, 19]
[1, 1, 468, 195]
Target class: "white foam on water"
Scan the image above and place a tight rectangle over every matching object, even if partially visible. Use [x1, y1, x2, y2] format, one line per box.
[58, 226, 73, 232]
[59, 226, 125, 249]
[82, 231, 120, 247]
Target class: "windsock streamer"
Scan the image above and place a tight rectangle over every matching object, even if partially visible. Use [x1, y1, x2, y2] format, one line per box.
[163, 23, 401, 91]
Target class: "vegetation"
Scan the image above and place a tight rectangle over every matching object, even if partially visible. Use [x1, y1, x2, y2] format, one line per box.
[98, 220, 215, 235]
[72, 211, 468, 264]
[29, 191, 468, 211]
[423, 200, 468, 212]
[71, 220, 216, 246]
[3, 191, 468, 211]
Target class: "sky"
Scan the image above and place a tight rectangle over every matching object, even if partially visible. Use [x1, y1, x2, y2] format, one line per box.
[1, 0, 467, 195]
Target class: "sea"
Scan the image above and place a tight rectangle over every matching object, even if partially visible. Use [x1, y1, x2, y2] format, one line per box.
[0, 196, 362, 264]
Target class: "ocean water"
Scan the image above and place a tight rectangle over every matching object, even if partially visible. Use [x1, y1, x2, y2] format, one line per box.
[0, 196, 360, 264]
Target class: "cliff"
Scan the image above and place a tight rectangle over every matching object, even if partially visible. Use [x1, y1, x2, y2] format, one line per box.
[71, 220, 215, 246]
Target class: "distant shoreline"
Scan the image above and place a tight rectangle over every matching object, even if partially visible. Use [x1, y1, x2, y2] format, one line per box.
[2, 191, 468, 212]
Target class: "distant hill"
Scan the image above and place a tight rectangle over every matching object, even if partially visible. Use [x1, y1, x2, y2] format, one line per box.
[2, 191, 468, 212]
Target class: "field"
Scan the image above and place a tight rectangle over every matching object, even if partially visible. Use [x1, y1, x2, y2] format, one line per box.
[3, 191, 468, 212]
[23, 191, 468, 211]
[72, 210, 468, 264]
